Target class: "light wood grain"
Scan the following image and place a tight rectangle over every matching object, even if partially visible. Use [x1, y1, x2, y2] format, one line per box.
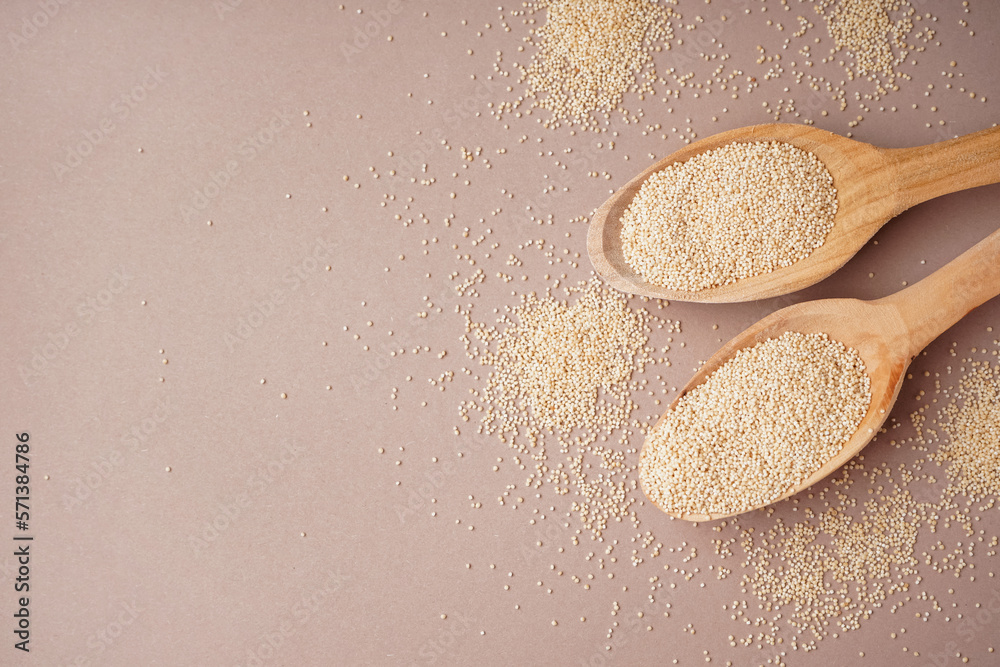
[641, 226, 1000, 522]
[588, 123, 1000, 303]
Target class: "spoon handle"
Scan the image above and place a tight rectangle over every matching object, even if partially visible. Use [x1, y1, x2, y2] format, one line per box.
[879, 226, 1000, 357]
[885, 125, 1000, 213]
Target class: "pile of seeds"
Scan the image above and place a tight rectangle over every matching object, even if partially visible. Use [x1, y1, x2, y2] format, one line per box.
[737, 469, 925, 646]
[619, 141, 839, 292]
[500, 0, 678, 129]
[759, 0, 954, 127]
[458, 276, 680, 536]
[640, 331, 871, 518]
[460, 277, 653, 436]
[931, 361, 1000, 500]
[819, 0, 916, 82]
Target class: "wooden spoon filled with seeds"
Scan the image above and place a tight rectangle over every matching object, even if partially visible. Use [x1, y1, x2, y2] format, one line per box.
[639, 225, 1000, 522]
[588, 123, 1000, 302]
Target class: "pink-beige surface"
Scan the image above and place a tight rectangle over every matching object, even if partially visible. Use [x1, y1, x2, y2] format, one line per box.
[2, 1, 1000, 665]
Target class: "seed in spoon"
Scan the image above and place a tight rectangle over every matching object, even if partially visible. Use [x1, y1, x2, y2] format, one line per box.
[620, 141, 838, 292]
[640, 331, 871, 518]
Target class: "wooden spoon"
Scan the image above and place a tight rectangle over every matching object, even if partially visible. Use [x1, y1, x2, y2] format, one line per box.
[641, 225, 1000, 522]
[588, 123, 1000, 302]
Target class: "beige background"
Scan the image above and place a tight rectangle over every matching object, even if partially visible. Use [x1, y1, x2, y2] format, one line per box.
[2, 0, 999, 665]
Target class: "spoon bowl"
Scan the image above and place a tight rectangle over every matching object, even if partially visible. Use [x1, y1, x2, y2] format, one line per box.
[589, 123, 1000, 302]
[641, 224, 1000, 521]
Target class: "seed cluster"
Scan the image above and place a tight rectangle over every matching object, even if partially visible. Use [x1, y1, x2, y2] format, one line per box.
[459, 276, 679, 536]
[932, 361, 1000, 499]
[463, 278, 651, 434]
[620, 141, 838, 292]
[641, 331, 871, 517]
[820, 0, 915, 81]
[733, 466, 932, 648]
[502, 0, 678, 128]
